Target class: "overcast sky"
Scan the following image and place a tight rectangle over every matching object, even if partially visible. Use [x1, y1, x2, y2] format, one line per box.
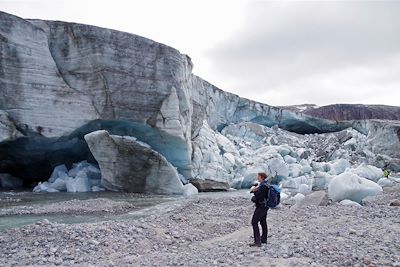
[1, 0, 399, 106]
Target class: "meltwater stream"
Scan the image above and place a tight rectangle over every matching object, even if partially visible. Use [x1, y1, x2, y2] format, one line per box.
[0, 191, 184, 231]
[0, 190, 250, 231]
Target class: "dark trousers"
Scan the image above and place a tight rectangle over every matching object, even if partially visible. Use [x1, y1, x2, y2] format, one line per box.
[251, 207, 268, 244]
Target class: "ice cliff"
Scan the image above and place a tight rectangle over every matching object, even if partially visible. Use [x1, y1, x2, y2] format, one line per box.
[1, 11, 399, 196]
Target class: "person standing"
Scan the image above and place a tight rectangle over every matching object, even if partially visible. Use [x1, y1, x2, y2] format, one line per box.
[249, 172, 269, 247]
[384, 169, 390, 178]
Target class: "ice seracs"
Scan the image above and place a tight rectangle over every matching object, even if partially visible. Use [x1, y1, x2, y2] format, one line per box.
[183, 183, 199, 196]
[339, 199, 362, 207]
[33, 161, 103, 193]
[327, 172, 383, 203]
[377, 178, 394, 188]
[348, 164, 384, 182]
[29, 117, 398, 197]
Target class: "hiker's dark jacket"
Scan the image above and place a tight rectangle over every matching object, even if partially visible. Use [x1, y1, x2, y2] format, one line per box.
[252, 182, 269, 208]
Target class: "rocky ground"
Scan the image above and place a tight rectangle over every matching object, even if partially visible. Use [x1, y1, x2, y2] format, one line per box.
[0, 188, 399, 267]
[0, 198, 135, 216]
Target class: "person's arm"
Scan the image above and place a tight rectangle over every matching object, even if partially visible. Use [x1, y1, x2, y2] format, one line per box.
[253, 183, 267, 203]
[250, 185, 258, 193]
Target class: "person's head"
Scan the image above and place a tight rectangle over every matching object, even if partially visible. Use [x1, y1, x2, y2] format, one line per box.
[257, 172, 267, 182]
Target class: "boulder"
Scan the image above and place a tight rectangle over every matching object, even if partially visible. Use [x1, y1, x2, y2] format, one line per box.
[84, 130, 183, 195]
[49, 177, 67, 191]
[48, 164, 68, 183]
[389, 199, 400, 206]
[33, 182, 52, 192]
[328, 159, 350, 175]
[348, 164, 383, 182]
[377, 178, 393, 188]
[190, 179, 229, 192]
[65, 176, 91, 193]
[339, 199, 362, 207]
[292, 191, 329, 209]
[328, 172, 383, 203]
[183, 183, 199, 196]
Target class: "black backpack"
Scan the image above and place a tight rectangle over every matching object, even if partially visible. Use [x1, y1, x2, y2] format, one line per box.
[266, 184, 281, 208]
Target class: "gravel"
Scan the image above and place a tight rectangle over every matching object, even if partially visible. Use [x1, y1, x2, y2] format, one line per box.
[0, 189, 399, 267]
[0, 198, 135, 216]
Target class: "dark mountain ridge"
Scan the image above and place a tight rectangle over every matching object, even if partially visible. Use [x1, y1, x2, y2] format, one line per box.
[282, 104, 400, 121]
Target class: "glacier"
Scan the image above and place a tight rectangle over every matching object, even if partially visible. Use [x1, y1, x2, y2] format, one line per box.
[0, 11, 399, 197]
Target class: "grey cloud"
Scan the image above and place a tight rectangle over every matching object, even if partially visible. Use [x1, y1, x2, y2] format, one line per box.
[207, 1, 400, 105]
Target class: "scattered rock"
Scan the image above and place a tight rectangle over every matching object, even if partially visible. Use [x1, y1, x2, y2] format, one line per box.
[0, 192, 399, 266]
[190, 179, 229, 192]
[389, 199, 400, 206]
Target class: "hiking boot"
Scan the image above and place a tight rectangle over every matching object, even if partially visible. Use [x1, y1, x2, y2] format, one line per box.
[249, 243, 262, 247]
[261, 240, 267, 244]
